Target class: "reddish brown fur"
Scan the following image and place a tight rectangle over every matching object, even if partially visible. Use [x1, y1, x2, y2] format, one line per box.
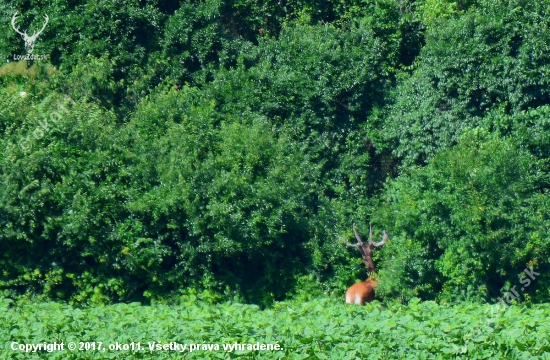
[345, 278, 377, 305]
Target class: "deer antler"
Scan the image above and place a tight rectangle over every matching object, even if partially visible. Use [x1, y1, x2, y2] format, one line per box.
[34, 14, 49, 37]
[11, 12, 26, 36]
[346, 223, 363, 247]
[345, 222, 388, 273]
[370, 222, 387, 248]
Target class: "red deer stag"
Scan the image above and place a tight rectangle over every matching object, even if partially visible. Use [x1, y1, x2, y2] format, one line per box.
[344, 223, 387, 305]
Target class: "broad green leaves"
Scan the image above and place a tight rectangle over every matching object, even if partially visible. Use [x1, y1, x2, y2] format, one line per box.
[2, 297, 550, 359]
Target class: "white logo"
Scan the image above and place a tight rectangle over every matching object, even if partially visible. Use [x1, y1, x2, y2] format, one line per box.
[11, 12, 49, 54]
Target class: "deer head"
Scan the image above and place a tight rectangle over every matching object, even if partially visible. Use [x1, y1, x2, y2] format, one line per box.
[345, 222, 387, 274]
[11, 12, 49, 54]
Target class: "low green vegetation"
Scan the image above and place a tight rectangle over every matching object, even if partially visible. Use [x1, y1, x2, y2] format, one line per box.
[3, 297, 550, 359]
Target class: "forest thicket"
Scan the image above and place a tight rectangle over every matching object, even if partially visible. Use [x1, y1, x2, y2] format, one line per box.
[0, 0, 549, 307]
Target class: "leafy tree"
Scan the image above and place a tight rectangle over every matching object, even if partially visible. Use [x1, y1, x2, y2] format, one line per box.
[0, 72, 131, 303]
[381, 0, 550, 165]
[120, 88, 318, 305]
[375, 132, 550, 303]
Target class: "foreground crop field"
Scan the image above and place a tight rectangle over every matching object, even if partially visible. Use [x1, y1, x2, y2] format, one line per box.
[2, 297, 549, 359]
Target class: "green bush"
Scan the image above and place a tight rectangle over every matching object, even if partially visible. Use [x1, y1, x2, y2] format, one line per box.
[0, 71, 321, 305]
[483, 105, 550, 165]
[0, 82, 130, 304]
[120, 88, 318, 305]
[374, 132, 550, 303]
[382, 1, 550, 165]
[205, 11, 404, 204]
[199, 16, 409, 293]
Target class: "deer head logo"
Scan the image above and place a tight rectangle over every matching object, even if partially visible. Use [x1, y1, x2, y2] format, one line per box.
[11, 12, 49, 54]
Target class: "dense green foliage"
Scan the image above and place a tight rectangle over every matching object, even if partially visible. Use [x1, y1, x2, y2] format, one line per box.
[375, 132, 550, 302]
[1, 0, 549, 307]
[383, 0, 550, 164]
[3, 297, 550, 359]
